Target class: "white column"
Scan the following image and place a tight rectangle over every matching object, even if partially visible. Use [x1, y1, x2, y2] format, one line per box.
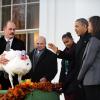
[39, 0, 56, 44]
[75, 0, 100, 19]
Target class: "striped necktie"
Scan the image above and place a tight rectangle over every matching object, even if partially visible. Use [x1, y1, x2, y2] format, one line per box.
[5, 41, 10, 51]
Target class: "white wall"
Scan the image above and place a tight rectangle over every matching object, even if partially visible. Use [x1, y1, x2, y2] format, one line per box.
[75, 0, 100, 19]
[40, 0, 100, 47]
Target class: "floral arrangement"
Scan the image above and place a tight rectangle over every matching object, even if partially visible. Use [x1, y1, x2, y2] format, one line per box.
[0, 79, 62, 100]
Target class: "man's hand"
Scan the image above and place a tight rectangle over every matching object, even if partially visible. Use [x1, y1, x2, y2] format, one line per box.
[48, 43, 58, 53]
[0, 54, 9, 65]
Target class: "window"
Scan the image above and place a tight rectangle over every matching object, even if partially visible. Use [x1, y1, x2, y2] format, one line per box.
[27, 0, 39, 2]
[2, 6, 11, 29]
[0, 0, 39, 52]
[27, 3, 39, 29]
[2, 0, 11, 5]
[12, 5, 25, 29]
[0, 0, 39, 30]
[13, 0, 25, 4]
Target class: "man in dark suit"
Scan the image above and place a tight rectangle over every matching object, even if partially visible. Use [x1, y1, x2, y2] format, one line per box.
[71, 18, 91, 100]
[25, 36, 57, 82]
[0, 21, 25, 89]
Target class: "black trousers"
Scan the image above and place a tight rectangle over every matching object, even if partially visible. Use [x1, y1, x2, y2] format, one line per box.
[84, 85, 100, 100]
[64, 86, 86, 100]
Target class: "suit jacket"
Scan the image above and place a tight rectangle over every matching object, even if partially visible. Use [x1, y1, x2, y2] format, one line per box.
[0, 36, 25, 89]
[75, 33, 91, 78]
[0, 36, 25, 54]
[25, 48, 58, 82]
[78, 37, 100, 85]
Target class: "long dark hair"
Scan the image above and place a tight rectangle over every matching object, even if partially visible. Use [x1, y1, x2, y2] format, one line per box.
[89, 16, 100, 39]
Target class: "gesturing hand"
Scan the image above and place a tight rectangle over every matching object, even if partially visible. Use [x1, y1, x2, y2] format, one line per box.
[48, 43, 58, 53]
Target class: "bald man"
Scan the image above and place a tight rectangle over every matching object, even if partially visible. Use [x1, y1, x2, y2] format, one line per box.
[0, 20, 25, 89]
[25, 36, 58, 82]
[0, 20, 25, 54]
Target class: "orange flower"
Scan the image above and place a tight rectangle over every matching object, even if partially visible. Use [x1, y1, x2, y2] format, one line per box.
[0, 79, 62, 99]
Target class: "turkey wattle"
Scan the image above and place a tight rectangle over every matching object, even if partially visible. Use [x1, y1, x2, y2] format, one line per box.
[0, 49, 32, 88]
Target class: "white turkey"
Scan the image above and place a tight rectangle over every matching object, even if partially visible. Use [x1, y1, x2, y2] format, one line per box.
[0, 49, 32, 88]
